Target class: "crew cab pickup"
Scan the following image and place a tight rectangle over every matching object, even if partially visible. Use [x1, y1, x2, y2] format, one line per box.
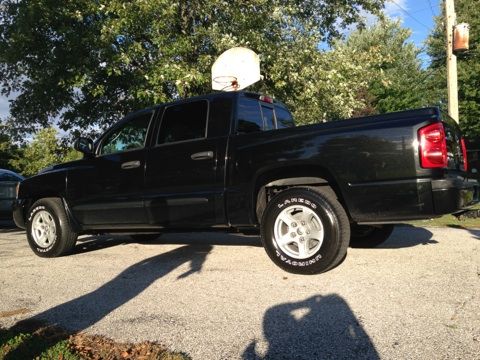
[13, 92, 477, 274]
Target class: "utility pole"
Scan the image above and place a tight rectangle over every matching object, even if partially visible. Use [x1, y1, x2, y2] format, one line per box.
[445, 0, 459, 123]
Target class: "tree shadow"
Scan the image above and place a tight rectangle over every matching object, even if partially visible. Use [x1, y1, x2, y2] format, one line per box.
[73, 232, 262, 255]
[5, 244, 211, 360]
[243, 294, 379, 360]
[375, 225, 438, 249]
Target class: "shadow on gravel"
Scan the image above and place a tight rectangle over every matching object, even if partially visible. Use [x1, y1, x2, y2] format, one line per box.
[73, 232, 262, 255]
[376, 225, 438, 249]
[243, 294, 379, 360]
[4, 244, 211, 360]
[0, 220, 22, 234]
[447, 225, 480, 240]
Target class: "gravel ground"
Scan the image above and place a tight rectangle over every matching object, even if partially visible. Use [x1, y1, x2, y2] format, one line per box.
[0, 223, 479, 360]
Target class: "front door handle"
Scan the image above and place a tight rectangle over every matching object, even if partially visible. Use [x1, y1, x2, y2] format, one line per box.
[191, 151, 214, 160]
[121, 160, 141, 169]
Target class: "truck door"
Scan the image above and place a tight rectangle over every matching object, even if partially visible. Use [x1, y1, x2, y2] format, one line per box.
[144, 97, 231, 227]
[67, 111, 154, 226]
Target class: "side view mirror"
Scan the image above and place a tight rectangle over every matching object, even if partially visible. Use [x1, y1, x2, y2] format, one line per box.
[74, 137, 94, 156]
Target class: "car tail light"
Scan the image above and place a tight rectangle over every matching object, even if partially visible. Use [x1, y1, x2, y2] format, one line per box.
[460, 137, 468, 171]
[418, 123, 448, 169]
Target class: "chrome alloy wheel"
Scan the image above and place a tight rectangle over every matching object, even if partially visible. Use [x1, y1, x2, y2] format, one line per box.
[31, 210, 57, 248]
[273, 205, 324, 259]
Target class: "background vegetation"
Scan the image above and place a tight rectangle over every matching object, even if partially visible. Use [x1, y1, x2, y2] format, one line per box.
[0, 0, 478, 175]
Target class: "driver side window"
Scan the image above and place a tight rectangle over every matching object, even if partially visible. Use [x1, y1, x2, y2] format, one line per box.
[100, 112, 153, 155]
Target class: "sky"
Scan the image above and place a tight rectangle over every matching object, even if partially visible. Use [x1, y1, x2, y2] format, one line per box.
[0, 0, 442, 121]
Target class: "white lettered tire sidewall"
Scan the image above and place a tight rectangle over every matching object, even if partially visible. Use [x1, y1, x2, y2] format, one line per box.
[26, 198, 77, 257]
[261, 188, 349, 274]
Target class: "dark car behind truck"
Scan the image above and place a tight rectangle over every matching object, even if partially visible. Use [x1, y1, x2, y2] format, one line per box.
[13, 92, 477, 274]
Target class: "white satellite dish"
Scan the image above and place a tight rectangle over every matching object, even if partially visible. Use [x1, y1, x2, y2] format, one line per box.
[212, 47, 261, 91]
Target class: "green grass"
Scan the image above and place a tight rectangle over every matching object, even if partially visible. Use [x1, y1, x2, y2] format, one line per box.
[1, 323, 190, 360]
[0, 327, 79, 360]
[405, 205, 480, 229]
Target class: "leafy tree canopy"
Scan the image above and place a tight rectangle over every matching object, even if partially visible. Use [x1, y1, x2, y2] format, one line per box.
[0, 0, 385, 138]
[9, 128, 81, 176]
[338, 19, 440, 116]
[427, 0, 480, 138]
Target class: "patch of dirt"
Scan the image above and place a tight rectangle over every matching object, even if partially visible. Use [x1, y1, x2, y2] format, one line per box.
[0, 308, 31, 318]
[69, 333, 189, 360]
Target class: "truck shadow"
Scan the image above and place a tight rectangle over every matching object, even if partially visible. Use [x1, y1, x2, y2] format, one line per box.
[74, 232, 262, 255]
[5, 244, 211, 360]
[375, 225, 438, 249]
[242, 294, 379, 360]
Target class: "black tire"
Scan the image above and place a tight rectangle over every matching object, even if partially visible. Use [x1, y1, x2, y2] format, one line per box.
[349, 224, 394, 248]
[260, 187, 350, 275]
[26, 198, 78, 257]
[130, 233, 161, 242]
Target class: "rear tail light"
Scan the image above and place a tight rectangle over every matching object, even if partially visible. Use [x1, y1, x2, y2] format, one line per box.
[460, 137, 468, 171]
[418, 123, 448, 169]
[259, 95, 273, 104]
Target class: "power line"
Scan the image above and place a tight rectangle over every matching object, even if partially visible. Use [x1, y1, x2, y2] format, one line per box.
[390, 0, 432, 31]
[426, 0, 437, 17]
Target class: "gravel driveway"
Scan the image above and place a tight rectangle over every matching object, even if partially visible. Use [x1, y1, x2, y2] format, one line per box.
[0, 223, 479, 359]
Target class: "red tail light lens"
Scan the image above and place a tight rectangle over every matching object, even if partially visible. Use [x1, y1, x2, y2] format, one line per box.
[460, 137, 468, 171]
[418, 123, 448, 168]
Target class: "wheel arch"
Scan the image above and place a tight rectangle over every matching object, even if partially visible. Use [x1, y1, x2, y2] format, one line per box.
[253, 165, 349, 223]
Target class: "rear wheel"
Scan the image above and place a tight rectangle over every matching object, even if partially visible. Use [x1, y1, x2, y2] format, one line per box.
[26, 198, 78, 257]
[349, 224, 394, 248]
[260, 187, 350, 274]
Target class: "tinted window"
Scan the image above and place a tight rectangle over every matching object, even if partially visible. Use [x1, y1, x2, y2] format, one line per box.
[237, 98, 263, 134]
[262, 105, 275, 131]
[275, 106, 295, 129]
[208, 97, 232, 138]
[100, 112, 152, 155]
[158, 100, 208, 144]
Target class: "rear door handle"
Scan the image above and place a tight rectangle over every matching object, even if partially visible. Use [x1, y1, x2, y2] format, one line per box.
[191, 151, 214, 160]
[121, 160, 141, 169]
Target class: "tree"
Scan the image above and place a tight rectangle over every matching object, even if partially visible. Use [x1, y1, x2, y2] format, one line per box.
[0, 0, 385, 138]
[427, 0, 480, 138]
[336, 19, 439, 117]
[9, 128, 81, 176]
[0, 126, 18, 170]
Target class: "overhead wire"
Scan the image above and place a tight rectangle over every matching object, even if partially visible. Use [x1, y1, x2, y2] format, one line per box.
[389, 0, 432, 31]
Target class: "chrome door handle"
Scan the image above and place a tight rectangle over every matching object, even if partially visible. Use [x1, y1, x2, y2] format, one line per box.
[191, 151, 214, 160]
[121, 160, 141, 169]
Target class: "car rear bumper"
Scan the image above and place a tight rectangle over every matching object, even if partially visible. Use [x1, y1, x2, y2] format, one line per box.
[12, 199, 27, 229]
[432, 177, 478, 214]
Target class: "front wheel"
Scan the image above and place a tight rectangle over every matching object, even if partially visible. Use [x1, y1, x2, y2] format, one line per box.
[26, 198, 78, 257]
[260, 187, 350, 274]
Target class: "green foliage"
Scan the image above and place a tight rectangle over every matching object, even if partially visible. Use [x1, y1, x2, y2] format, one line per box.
[0, 0, 385, 136]
[0, 127, 19, 170]
[9, 128, 81, 176]
[427, 0, 480, 138]
[338, 19, 439, 116]
[0, 328, 79, 360]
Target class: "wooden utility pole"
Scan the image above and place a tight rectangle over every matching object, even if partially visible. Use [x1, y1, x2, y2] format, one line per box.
[445, 0, 459, 123]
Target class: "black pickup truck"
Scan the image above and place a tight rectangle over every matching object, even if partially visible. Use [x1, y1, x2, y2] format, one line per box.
[13, 92, 477, 274]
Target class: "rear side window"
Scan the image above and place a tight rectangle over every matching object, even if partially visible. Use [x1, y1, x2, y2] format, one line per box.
[237, 98, 263, 134]
[208, 97, 232, 138]
[261, 105, 275, 131]
[158, 100, 208, 144]
[275, 106, 294, 128]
